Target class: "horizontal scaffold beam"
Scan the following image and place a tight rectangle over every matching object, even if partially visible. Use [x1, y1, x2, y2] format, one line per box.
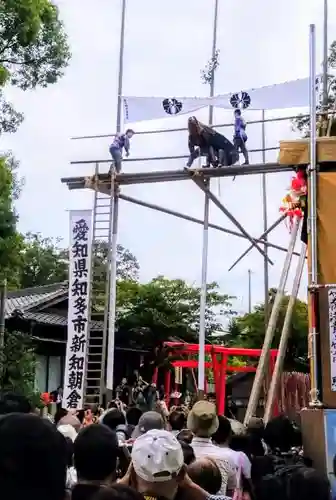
[61, 162, 294, 189]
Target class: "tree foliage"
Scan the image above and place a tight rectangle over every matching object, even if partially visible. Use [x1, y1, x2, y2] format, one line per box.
[293, 41, 336, 136]
[19, 232, 68, 289]
[0, 156, 24, 287]
[18, 237, 140, 291]
[227, 290, 308, 371]
[116, 276, 235, 351]
[0, 0, 71, 134]
[0, 330, 38, 403]
[93, 241, 140, 283]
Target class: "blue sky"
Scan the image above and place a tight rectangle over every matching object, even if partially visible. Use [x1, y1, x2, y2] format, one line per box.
[1, 0, 336, 314]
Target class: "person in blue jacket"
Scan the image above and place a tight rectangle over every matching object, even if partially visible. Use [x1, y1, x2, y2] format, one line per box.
[233, 109, 249, 165]
[109, 129, 135, 173]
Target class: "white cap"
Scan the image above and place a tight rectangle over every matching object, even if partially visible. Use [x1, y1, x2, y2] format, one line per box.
[132, 429, 184, 483]
[57, 424, 78, 442]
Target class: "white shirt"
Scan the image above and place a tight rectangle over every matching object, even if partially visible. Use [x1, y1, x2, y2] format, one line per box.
[217, 447, 251, 479]
[191, 437, 236, 495]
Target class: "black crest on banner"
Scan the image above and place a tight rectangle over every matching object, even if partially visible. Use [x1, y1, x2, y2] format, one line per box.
[162, 98, 183, 115]
[230, 91, 251, 109]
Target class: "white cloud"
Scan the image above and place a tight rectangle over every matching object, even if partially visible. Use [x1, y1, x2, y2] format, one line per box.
[1, 0, 335, 312]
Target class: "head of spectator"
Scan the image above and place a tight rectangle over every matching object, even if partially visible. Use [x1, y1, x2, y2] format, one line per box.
[0, 413, 67, 500]
[74, 424, 119, 484]
[180, 440, 196, 465]
[187, 457, 222, 495]
[212, 415, 232, 446]
[131, 429, 184, 498]
[187, 400, 219, 438]
[54, 407, 68, 426]
[126, 406, 143, 426]
[101, 408, 126, 430]
[131, 410, 165, 439]
[246, 417, 265, 456]
[247, 417, 264, 437]
[255, 465, 330, 500]
[264, 415, 296, 453]
[230, 433, 251, 456]
[287, 466, 330, 500]
[0, 392, 32, 414]
[58, 412, 81, 432]
[176, 428, 194, 444]
[169, 410, 186, 434]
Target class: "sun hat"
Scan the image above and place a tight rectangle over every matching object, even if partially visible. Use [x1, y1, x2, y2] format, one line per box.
[187, 400, 219, 437]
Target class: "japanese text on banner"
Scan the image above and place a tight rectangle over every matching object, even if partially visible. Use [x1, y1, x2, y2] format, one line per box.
[63, 211, 92, 410]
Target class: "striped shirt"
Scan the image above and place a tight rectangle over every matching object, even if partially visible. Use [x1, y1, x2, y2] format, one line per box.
[191, 437, 237, 495]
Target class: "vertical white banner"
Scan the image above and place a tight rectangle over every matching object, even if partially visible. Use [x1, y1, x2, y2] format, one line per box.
[62, 210, 93, 410]
[328, 288, 336, 391]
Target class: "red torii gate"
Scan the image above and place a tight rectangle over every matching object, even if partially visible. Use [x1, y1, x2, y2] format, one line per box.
[154, 342, 278, 416]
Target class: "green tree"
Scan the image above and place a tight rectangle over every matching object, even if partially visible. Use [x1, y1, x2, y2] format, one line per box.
[19, 232, 68, 288]
[201, 49, 220, 85]
[116, 276, 235, 351]
[227, 292, 308, 371]
[19, 237, 140, 291]
[0, 0, 71, 133]
[0, 156, 24, 287]
[293, 41, 336, 136]
[0, 330, 38, 404]
[93, 241, 140, 282]
[90, 241, 140, 312]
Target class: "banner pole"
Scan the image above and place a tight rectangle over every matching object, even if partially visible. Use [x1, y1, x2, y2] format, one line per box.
[198, 0, 219, 398]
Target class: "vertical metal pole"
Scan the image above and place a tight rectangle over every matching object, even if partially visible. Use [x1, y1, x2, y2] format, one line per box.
[106, 0, 126, 393]
[106, 179, 119, 391]
[308, 24, 321, 406]
[322, 0, 328, 111]
[198, 181, 209, 396]
[248, 270, 252, 313]
[261, 110, 269, 326]
[116, 0, 127, 133]
[264, 243, 306, 423]
[208, 0, 219, 124]
[244, 217, 301, 425]
[198, 0, 218, 397]
[0, 279, 7, 381]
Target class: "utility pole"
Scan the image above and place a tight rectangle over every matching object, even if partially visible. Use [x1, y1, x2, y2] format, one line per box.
[248, 269, 252, 313]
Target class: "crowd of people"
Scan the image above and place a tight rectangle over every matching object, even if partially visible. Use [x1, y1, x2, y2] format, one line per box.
[0, 389, 333, 500]
[109, 110, 249, 172]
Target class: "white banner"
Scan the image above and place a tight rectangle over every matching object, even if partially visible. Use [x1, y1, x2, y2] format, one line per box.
[63, 210, 93, 410]
[328, 288, 336, 392]
[123, 77, 309, 123]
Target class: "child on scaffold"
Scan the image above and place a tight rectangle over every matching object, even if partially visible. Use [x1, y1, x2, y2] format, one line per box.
[109, 129, 135, 173]
[233, 109, 249, 165]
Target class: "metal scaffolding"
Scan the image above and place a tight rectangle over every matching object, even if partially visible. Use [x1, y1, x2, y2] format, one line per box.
[62, 144, 298, 403]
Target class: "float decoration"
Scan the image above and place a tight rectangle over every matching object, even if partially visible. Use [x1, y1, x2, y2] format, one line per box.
[280, 170, 307, 230]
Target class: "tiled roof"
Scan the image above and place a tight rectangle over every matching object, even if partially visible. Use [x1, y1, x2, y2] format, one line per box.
[22, 311, 103, 330]
[6, 282, 68, 318]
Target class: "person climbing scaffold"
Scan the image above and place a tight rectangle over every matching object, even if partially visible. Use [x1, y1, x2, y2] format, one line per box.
[233, 109, 249, 165]
[186, 116, 238, 168]
[109, 128, 135, 173]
